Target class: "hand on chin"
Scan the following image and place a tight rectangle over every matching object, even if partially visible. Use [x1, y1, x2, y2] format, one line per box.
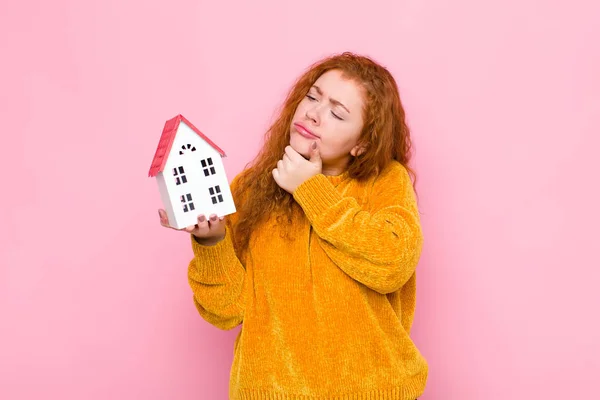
[289, 137, 312, 160]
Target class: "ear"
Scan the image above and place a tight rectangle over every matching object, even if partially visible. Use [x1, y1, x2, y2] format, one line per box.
[350, 143, 367, 157]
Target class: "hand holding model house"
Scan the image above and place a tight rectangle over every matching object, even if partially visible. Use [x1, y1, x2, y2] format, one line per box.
[149, 114, 237, 243]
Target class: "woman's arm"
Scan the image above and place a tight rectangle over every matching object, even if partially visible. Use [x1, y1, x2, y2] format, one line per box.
[293, 163, 423, 294]
[187, 174, 248, 330]
[187, 221, 247, 330]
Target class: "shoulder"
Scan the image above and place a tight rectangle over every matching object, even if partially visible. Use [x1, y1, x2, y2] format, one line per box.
[224, 169, 250, 224]
[373, 160, 413, 189]
[363, 161, 417, 208]
[228, 168, 252, 197]
[229, 168, 247, 188]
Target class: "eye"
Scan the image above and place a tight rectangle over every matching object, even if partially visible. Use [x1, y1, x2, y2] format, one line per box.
[331, 111, 343, 120]
[306, 94, 317, 101]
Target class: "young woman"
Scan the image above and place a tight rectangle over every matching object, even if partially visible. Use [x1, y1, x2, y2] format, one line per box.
[158, 52, 427, 400]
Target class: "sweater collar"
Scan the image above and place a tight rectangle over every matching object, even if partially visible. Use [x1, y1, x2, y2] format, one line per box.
[324, 170, 350, 186]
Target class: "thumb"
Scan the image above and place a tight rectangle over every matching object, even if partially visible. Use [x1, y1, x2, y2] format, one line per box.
[310, 141, 321, 164]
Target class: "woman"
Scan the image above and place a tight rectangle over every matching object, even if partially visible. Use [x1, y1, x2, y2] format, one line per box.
[158, 52, 427, 400]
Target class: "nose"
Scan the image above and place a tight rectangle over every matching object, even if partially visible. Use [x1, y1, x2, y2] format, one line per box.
[305, 104, 320, 125]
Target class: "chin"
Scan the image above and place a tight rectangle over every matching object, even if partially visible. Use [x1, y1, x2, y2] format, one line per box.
[289, 133, 311, 159]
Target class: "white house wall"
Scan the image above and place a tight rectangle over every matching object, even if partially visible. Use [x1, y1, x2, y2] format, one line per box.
[155, 171, 176, 227]
[162, 121, 236, 229]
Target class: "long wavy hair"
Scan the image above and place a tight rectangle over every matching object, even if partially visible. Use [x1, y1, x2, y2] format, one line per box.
[231, 51, 417, 258]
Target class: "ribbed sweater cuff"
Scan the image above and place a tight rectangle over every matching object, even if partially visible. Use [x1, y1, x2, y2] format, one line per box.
[293, 174, 342, 222]
[237, 375, 427, 400]
[190, 229, 240, 282]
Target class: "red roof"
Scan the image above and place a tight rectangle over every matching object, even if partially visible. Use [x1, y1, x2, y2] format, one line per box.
[148, 114, 226, 177]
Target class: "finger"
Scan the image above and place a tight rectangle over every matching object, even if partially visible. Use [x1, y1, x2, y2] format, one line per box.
[272, 168, 280, 184]
[310, 141, 322, 164]
[197, 214, 209, 229]
[183, 225, 196, 233]
[191, 214, 209, 237]
[158, 209, 171, 227]
[210, 214, 225, 223]
[277, 160, 284, 170]
[208, 214, 226, 234]
[285, 145, 303, 162]
[283, 153, 292, 166]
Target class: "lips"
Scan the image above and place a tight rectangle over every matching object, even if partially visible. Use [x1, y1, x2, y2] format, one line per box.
[293, 122, 319, 139]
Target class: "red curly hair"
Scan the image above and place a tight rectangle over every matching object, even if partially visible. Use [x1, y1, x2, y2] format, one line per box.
[231, 52, 417, 258]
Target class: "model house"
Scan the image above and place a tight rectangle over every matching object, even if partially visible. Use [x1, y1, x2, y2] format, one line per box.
[148, 114, 236, 229]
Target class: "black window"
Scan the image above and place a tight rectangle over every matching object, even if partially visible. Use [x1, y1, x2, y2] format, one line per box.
[173, 166, 187, 185]
[208, 185, 224, 204]
[181, 193, 195, 212]
[201, 158, 216, 177]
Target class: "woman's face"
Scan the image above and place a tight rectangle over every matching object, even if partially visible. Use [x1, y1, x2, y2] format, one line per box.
[289, 69, 366, 175]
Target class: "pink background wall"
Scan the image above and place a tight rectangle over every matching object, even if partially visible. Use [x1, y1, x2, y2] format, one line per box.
[1, 0, 598, 399]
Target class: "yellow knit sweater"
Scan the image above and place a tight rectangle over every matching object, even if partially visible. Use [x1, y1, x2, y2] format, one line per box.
[187, 160, 427, 400]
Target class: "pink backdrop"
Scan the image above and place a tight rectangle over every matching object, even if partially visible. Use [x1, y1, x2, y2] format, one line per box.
[1, 0, 599, 399]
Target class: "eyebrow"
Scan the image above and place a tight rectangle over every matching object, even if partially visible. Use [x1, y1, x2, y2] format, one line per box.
[312, 85, 350, 114]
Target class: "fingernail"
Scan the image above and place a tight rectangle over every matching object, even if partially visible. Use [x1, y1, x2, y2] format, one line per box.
[219, 216, 224, 221]
[312, 141, 317, 149]
[210, 215, 217, 221]
[199, 215, 206, 222]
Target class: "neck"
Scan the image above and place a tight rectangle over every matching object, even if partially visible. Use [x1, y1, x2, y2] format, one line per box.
[322, 166, 345, 176]
[321, 157, 351, 176]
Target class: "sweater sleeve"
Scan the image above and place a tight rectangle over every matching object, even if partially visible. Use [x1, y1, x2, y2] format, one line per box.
[292, 163, 424, 295]
[187, 177, 247, 330]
